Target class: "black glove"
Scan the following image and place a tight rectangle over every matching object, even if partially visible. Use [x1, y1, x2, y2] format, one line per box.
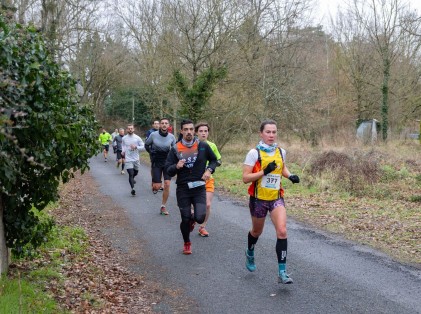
[288, 174, 300, 184]
[263, 161, 277, 175]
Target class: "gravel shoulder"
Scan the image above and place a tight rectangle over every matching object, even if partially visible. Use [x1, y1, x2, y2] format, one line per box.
[52, 171, 192, 313]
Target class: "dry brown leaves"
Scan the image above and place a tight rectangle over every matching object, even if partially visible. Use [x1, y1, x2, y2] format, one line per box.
[46, 172, 158, 313]
[288, 193, 421, 266]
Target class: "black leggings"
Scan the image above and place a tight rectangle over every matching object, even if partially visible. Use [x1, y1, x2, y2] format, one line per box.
[176, 186, 206, 242]
[127, 168, 138, 189]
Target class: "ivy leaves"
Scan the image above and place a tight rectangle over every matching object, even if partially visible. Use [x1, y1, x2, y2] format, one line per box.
[0, 14, 98, 254]
[169, 66, 227, 122]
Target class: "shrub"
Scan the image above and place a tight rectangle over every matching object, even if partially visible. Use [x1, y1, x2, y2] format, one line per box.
[309, 150, 379, 195]
[0, 14, 98, 255]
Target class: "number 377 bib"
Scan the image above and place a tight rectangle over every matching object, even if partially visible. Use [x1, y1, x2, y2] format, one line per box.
[261, 173, 281, 189]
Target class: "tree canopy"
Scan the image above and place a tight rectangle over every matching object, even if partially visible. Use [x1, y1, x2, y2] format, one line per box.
[5, 0, 421, 147]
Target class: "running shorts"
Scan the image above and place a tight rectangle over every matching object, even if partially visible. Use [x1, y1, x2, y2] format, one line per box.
[151, 166, 171, 183]
[205, 177, 215, 193]
[125, 160, 140, 171]
[249, 196, 285, 218]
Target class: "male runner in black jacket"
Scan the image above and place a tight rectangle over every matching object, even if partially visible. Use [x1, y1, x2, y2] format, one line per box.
[165, 119, 218, 255]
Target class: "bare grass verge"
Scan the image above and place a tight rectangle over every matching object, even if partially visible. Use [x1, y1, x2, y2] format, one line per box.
[216, 139, 421, 267]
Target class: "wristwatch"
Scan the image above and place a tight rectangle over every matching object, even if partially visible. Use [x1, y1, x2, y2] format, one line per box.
[206, 167, 214, 174]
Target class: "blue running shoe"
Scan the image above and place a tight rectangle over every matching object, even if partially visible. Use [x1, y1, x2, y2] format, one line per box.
[245, 249, 256, 272]
[278, 271, 293, 284]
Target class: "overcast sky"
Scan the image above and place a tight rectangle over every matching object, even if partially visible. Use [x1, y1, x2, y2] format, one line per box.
[314, 0, 421, 28]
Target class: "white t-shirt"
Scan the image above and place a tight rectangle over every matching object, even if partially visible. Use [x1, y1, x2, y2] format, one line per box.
[244, 148, 286, 167]
[122, 134, 145, 162]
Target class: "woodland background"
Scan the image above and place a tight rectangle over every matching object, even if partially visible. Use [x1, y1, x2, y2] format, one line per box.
[1, 1, 420, 310]
[3, 0, 421, 147]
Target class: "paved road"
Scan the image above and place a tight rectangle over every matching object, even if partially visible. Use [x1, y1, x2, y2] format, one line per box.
[89, 154, 421, 314]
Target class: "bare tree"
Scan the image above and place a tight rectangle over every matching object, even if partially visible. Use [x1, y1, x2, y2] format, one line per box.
[351, 0, 414, 140]
[114, 0, 317, 143]
[332, 6, 380, 125]
[114, 0, 171, 119]
[222, 1, 317, 140]
[70, 30, 132, 118]
[330, 0, 421, 140]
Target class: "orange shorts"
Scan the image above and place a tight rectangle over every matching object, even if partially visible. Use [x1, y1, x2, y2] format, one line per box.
[205, 177, 215, 193]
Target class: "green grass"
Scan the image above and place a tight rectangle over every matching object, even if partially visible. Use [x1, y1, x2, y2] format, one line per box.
[0, 207, 88, 313]
[214, 161, 316, 199]
[410, 195, 421, 202]
[0, 274, 59, 313]
[46, 226, 87, 255]
[214, 163, 246, 198]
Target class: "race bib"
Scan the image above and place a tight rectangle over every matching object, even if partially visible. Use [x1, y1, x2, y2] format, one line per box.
[187, 181, 206, 189]
[261, 174, 281, 189]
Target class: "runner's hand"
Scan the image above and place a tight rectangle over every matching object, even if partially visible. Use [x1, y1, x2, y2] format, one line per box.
[176, 159, 185, 169]
[202, 169, 211, 180]
[288, 174, 300, 183]
[263, 161, 277, 175]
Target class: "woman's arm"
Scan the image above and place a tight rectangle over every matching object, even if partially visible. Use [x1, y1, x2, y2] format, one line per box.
[243, 164, 264, 184]
[282, 164, 291, 178]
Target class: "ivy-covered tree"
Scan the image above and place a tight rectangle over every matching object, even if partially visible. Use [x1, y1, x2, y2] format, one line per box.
[0, 13, 98, 273]
[169, 66, 227, 122]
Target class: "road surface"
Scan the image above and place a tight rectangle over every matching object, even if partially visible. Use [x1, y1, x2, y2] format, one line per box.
[88, 154, 421, 314]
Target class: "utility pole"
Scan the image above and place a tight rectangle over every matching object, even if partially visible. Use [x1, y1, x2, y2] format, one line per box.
[132, 96, 134, 123]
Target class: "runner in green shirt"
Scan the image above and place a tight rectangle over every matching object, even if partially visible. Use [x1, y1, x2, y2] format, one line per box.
[98, 128, 113, 162]
[195, 122, 222, 237]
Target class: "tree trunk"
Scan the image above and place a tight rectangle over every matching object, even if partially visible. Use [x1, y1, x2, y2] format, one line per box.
[381, 56, 390, 141]
[0, 196, 9, 274]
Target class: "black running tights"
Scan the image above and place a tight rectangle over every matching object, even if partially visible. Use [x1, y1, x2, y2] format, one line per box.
[176, 186, 206, 242]
[127, 168, 138, 189]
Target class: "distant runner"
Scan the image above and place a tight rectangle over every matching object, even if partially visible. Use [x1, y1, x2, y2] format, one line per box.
[111, 128, 119, 155]
[145, 119, 160, 141]
[122, 124, 145, 196]
[195, 122, 222, 237]
[145, 118, 176, 215]
[98, 128, 112, 162]
[113, 128, 126, 174]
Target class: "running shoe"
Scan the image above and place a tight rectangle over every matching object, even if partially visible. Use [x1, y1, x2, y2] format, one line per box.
[183, 242, 192, 255]
[278, 271, 293, 284]
[245, 249, 256, 272]
[198, 226, 209, 237]
[189, 218, 196, 232]
[159, 187, 164, 192]
[121, 170, 125, 175]
[160, 205, 169, 215]
[104, 158, 107, 162]
[131, 189, 136, 196]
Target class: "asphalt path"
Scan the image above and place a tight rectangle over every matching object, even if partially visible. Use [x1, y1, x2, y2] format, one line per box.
[89, 153, 421, 314]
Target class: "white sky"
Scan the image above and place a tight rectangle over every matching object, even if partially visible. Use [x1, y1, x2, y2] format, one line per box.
[314, 0, 421, 28]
